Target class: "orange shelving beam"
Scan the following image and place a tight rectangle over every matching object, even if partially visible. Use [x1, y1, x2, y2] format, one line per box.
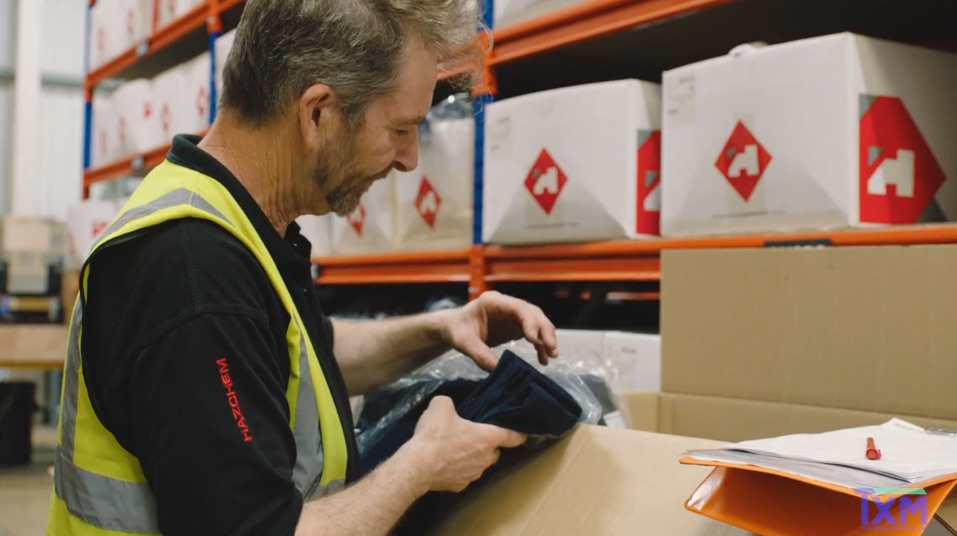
[83, 128, 210, 187]
[86, 2, 210, 89]
[489, 0, 737, 66]
[314, 249, 472, 285]
[83, 143, 169, 188]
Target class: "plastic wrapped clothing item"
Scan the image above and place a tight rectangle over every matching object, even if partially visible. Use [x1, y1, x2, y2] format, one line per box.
[356, 347, 603, 458]
[355, 350, 601, 535]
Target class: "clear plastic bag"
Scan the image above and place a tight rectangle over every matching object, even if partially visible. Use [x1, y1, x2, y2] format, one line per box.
[355, 343, 604, 455]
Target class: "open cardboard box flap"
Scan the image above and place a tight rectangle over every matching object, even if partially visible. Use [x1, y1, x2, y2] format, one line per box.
[428, 425, 750, 535]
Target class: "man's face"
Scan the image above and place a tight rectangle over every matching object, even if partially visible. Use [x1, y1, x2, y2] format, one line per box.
[315, 37, 437, 217]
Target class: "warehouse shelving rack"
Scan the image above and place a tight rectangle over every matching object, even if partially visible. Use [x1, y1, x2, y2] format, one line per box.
[83, 0, 957, 300]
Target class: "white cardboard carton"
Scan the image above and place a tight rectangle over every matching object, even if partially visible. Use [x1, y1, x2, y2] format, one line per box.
[180, 52, 212, 133]
[91, 94, 118, 167]
[113, 79, 159, 155]
[483, 80, 662, 245]
[87, 0, 123, 71]
[661, 33, 957, 236]
[119, 0, 152, 52]
[65, 200, 121, 270]
[394, 113, 474, 252]
[493, 0, 589, 30]
[154, 0, 203, 30]
[329, 175, 397, 256]
[214, 29, 237, 99]
[152, 67, 183, 144]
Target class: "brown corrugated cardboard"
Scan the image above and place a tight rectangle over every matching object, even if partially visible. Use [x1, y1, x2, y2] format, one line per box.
[661, 246, 957, 420]
[0, 325, 68, 368]
[429, 425, 751, 535]
[656, 393, 957, 443]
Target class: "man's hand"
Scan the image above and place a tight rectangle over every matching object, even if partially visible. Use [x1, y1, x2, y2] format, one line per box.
[403, 396, 527, 493]
[441, 290, 559, 371]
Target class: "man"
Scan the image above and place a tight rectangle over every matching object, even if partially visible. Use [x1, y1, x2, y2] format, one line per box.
[47, 1, 560, 535]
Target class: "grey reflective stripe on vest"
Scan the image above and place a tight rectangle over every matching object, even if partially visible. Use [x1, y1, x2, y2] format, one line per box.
[96, 187, 229, 245]
[55, 187, 336, 531]
[290, 322, 344, 500]
[57, 300, 161, 533]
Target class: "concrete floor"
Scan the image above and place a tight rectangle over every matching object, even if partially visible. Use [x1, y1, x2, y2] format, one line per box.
[0, 426, 55, 536]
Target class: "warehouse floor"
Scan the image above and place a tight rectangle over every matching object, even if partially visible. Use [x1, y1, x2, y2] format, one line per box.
[0, 426, 55, 536]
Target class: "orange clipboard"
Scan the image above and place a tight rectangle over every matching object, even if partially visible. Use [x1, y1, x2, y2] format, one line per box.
[679, 457, 957, 536]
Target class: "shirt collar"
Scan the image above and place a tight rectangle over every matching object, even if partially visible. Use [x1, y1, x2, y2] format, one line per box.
[165, 134, 312, 266]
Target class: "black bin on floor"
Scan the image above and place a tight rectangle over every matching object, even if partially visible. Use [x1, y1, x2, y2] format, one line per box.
[0, 381, 37, 466]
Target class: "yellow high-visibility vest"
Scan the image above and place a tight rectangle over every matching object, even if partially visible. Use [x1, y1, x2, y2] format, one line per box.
[47, 160, 350, 535]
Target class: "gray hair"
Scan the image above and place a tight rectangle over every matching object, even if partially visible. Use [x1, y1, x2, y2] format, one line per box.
[220, 0, 483, 128]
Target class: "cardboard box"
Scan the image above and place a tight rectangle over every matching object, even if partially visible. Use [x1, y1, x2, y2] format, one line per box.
[428, 425, 749, 536]
[393, 111, 474, 252]
[0, 325, 68, 368]
[119, 0, 152, 51]
[153, 66, 186, 143]
[154, 0, 203, 30]
[329, 175, 397, 256]
[493, 0, 590, 29]
[661, 246, 957, 420]
[65, 199, 121, 270]
[180, 52, 212, 134]
[661, 33, 957, 236]
[214, 29, 237, 99]
[87, 0, 123, 71]
[483, 80, 662, 245]
[113, 79, 160, 155]
[91, 94, 118, 167]
[622, 392, 957, 442]
[296, 215, 333, 258]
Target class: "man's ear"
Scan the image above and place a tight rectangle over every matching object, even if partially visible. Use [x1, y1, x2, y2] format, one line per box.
[298, 83, 337, 149]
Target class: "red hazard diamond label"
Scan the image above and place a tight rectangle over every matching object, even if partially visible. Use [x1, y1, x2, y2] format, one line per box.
[524, 149, 567, 215]
[860, 95, 946, 224]
[415, 176, 441, 229]
[161, 103, 172, 134]
[197, 87, 208, 119]
[346, 203, 366, 236]
[714, 121, 772, 201]
[637, 130, 661, 235]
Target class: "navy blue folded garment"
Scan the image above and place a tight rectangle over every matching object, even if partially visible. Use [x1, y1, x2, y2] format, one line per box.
[355, 350, 583, 534]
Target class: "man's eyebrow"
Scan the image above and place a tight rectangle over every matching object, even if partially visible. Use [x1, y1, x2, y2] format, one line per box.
[395, 115, 426, 127]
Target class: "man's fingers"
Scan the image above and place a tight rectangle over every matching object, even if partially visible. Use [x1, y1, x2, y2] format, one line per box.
[540, 323, 559, 358]
[459, 338, 499, 371]
[498, 429, 528, 448]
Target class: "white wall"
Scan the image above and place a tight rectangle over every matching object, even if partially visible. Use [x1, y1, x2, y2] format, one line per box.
[0, 0, 15, 213]
[42, 0, 86, 79]
[0, 0, 85, 218]
[36, 0, 86, 219]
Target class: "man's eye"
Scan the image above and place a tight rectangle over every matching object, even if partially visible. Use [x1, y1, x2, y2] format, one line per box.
[394, 129, 410, 137]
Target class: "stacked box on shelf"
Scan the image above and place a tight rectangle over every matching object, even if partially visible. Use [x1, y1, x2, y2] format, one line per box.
[65, 200, 124, 271]
[393, 95, 475, 252]
[329, 176, 397, 256]
[113, 79, 161, 155]
[87, 0, 124, 72]
[493, 0, 590, 29]
[661, 33, 957, 237]
[483, 80, 662, 245]
[154, 0, 204, 30]
[214, 29, 237, 98]
[91, 94, 119, 167]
